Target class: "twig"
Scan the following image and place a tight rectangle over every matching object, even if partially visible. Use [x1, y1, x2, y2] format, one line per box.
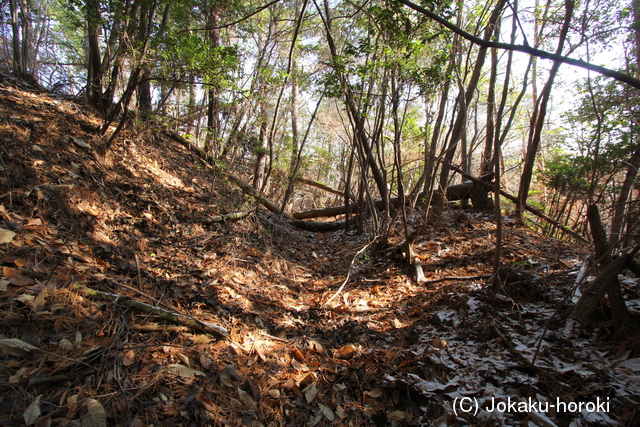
[29, 367, 95, 385]
[134, 253, 143, 291]
[322, 238, 378, 306]
[418, 274, 493, 285]
[72, 284, 228, 337]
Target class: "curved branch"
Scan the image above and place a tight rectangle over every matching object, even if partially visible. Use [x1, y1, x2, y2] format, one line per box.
[177, 0, 282, 34]
[397, 0, 640, 90]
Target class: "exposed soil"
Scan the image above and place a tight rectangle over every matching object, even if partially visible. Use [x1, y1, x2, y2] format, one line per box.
[1, 75, 639, 427]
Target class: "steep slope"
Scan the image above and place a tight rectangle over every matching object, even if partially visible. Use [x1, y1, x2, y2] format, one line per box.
[1, 78, 639, 427]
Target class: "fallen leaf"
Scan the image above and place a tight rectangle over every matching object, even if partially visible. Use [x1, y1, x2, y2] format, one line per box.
[318, 403, 334, 421]
[24, 395, 41, 425]
[238, 388, 258, 410]
[193, 334, 211, 345]
[9, 275, 36, 286]
[177, 352, 189, 366]
[79, 398, 106, 427]
[122, 350, 136, 366]
[246, 377, 261, 401]
[14, 258, 28, 267]
[388, 410, 408, 421]
[268, 389, 281, 398]
[307, 338, 325, 354]
[196, 396, 217, 412]
[366, 388, 383, 398]
[25, 218, 43, 228]
[70, 136, 91, 149]
[3, 266, 20, 278]
[9, 367, 28, 383]
[0, 228, 16, 244]
[219, 365, 243, 387]
[0, 338, 38, 356]
[431, 338, 448, 349]
[303, 382, 318, 403]
[58, 339, 74, 351]
[291, 348, 306, 363]
[199, 353, 213, 369]
[16, 294, 38, 311]
[336, 344, 357, 359]
[291, 358, 309, 371]
[165, 364, 204, 378]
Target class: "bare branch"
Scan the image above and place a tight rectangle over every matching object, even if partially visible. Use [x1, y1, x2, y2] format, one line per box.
[397, 0, 640, 90]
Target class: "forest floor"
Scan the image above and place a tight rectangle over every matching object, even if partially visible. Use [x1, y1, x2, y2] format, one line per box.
[0, 76, 639, 427]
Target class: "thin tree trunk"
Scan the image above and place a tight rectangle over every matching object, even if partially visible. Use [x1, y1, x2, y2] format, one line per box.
[609, 137, 640, 246]
[437, 0, 505, 212]
[290, 56, 300, 177]
[516, 0, 574, 221]
[86, 0, 104, 110]
[9, 0, 23, 75]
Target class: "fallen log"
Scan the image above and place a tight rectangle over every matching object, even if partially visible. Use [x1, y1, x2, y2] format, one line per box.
[294, 177, 345, 197]
[293, 180, 492, 220]
[290, 219, 346, 231]
[293, 198, 404, 220]
[450, 166, 588, 243]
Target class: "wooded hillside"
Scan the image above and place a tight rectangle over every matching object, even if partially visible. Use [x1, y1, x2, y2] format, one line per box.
[1, 0, 640, 425]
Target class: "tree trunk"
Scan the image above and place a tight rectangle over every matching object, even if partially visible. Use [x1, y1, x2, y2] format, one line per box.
[437, 0, 505, 211]
[9, 0, 23, 75]
[136, 1, 154, 115]
[86, 0, 104, 110]
[583, 204, 632, 329]
[290, 56, 300, 177]
[609, 141, 640, 247]
[516, 0, 574, 222]
[318, 0, 389, 213]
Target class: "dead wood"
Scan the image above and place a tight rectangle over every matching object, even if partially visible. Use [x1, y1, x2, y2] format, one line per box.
[588, 205, 632, 327]
[450, 166, 588, 243]
[290, 219, 346, 231]
[569, 255, 630, 324]
[414, 257, 427, 283]
[199, 210, 254, 225]
[293, 179, 492, 221]
[293, 197, 403, 220]
[417, 274, 493, 285]
[73, 284, 229, 337]
[444, 179, 493, 210]
[29, 368, 96, 386]
[294, 177, 345, 197]
[293, 205, 350, 220]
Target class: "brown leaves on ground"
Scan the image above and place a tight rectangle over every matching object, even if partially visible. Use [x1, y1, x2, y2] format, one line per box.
[1, 79, 639, 427]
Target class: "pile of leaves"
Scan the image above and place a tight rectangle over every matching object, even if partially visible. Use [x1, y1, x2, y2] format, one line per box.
[1, 77, 639, 426]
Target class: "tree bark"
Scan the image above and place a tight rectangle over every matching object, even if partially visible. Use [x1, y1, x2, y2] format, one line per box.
[86, 0, 104, 110]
